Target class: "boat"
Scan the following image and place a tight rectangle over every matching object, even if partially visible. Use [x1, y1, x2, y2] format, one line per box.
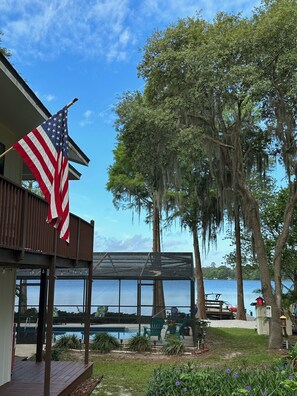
[204, 293, 236, 320]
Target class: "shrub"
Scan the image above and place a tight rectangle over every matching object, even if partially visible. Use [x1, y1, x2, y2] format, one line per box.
[145, 362, 297, 395]
[161, 336, 185, 355]
[51, 348, 63, 361]
[128, 334, 152, 353]
[90, 332, 119, 353]
[54, 334, 81, 350]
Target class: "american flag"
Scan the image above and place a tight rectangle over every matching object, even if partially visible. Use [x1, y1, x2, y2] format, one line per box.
[13, 107, 70, 242]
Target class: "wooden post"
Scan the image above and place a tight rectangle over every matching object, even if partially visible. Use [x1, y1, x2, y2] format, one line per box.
[84, 261, 92, 365]
[36, 269, 47, 362]
[84, 219, 94, 365]
[190, 279, 195, 347]
[44, 232, 57, 396]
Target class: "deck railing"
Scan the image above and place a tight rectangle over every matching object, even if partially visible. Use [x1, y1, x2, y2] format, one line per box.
[0, 175, 94, 261]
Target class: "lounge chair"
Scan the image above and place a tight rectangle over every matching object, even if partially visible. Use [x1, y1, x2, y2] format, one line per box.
[143, 318, 165, 341]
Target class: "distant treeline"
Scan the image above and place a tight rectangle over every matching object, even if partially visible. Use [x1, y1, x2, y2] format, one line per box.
[202, 265, 260, 280]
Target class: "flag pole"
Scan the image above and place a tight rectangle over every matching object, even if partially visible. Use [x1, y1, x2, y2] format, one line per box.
[0, 98, 78, 159]
[66, 97, 78, 109]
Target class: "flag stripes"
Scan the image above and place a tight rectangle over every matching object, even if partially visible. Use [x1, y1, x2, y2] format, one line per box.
[13, 108, 70, 242]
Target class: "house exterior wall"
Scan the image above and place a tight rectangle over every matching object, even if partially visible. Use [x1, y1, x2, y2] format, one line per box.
[0, 123, 22, 386]
[0, 268, 16, 386]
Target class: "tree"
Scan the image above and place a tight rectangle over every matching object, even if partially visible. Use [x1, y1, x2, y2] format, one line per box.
[0, 31, 10, 57]
[109, 91, 179, 317]
[138, 1, 297, 348]
[164, 133, 222, 319]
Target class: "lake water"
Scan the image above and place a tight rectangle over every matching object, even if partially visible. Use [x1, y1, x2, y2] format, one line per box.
[20, 278, 293, 317]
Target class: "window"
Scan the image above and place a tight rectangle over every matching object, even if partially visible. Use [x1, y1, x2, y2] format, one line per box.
[0, 143, 5, 175]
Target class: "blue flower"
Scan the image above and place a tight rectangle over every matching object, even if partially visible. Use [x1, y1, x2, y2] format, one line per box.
[288, 375, 294, 380]
[176, 381, 180, 386]
[234, 372, 239, 378]
[226, 368, 231, 374]
[245, 385, 251, 391]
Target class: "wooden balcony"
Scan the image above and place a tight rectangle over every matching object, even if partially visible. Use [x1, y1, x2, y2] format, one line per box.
[0, 175, 94, 267]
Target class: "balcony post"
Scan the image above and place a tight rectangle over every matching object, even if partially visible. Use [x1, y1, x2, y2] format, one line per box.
[36, 269, 47, 362]
[44, 231, 57, 396]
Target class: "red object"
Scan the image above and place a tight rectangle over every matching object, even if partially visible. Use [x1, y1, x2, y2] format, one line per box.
[224, 301, 237, 312]
[13, 107, 70, 242]
[256, 297, 264, 306]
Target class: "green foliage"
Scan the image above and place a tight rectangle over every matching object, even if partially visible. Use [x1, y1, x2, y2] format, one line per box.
[0, 31, 10, 57]
[54, 334, 81, 350]
[127, 334, 152, 353]
[193, 319, 208, 344]
[22, 180, 44, 198]
[51, 348, 63, 361]
[90, 332, 119, 353]
[285, 343, 297, 369]
[202, 264, 260, 280]
[145, 362, 297, 395]
[161, 336, 185, 355]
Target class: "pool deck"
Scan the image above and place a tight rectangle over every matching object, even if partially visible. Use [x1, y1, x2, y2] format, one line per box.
[16, 318, 257, 358]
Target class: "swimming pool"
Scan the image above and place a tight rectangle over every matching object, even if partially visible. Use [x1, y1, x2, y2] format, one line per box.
[53, 326, 138, 340]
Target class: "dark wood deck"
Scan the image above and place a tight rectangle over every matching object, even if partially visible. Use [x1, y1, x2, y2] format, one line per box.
[0, 360, 93, 395]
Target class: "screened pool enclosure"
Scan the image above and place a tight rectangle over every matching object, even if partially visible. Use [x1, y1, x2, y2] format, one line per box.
[16, 252, 195, 336]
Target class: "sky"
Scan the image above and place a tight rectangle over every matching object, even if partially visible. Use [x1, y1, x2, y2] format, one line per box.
[0, 0, 262, 265]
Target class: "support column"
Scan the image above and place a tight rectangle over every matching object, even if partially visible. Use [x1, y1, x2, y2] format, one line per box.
[84, 262, 92, 365]
[44, 254, 56, 396]
[36, 269, 47, 362]
[190, 279, 195, 346]
[0, 268, 16, 386]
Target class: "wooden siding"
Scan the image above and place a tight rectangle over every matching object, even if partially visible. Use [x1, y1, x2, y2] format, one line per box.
[0, 175, 93, 263]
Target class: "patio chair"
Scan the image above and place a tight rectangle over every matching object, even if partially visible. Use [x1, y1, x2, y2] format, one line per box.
[143, 318, 165, 341]
[176, 315, 194, 339]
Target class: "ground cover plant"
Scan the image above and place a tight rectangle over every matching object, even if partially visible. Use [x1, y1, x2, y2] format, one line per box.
[146, 362, 297, 395]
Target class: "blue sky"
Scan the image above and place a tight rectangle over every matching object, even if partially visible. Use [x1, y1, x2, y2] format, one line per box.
[0, 0, 261, 264]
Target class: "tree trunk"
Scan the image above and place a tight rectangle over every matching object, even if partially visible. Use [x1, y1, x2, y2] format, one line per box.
[242, 188, 282, 348]
[234, 205, 246, 320]
[152, 201, 165, 318]
[232, 119, 282, 348]
[273, 189, 297, 309]
[193, 227, 207, 319]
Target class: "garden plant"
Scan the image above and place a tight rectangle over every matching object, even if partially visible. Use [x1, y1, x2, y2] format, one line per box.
[90, 332, 119, 353]
[146, 361, 297, 395]
[128, 334, 152, 352]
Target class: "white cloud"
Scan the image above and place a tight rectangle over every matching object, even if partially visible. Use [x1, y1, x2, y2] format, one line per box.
[0, 0, 260, 62]
[94, 233, 152, 251]
[45, 94, 55, 102]
[79, 109, 94, 127]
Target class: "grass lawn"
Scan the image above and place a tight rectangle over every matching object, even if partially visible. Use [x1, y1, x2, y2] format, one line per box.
[88, 328, 295, 395]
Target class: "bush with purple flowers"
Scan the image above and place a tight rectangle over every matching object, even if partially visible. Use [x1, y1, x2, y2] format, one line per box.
[145, 361, 297, 395]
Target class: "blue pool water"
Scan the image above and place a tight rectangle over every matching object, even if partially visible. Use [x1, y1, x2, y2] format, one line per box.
[55, 330, 137, 341]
